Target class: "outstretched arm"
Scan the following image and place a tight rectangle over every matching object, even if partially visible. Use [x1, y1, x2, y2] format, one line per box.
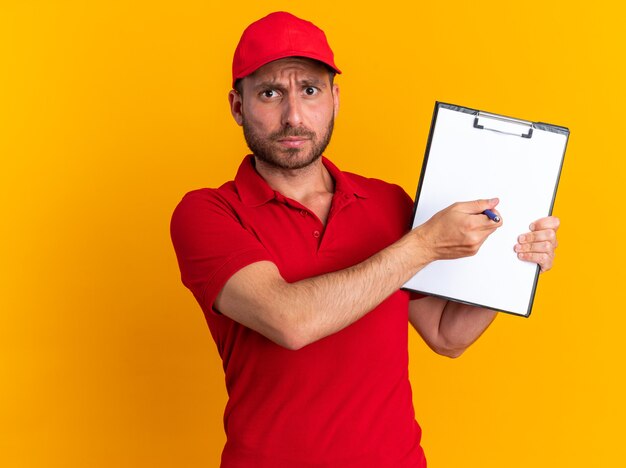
[215, 199, 502, 350]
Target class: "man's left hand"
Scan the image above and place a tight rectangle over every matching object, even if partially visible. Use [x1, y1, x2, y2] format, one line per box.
[514, 216, 560, 272]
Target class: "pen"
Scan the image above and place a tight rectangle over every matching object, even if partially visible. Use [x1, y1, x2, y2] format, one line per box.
[483, 209, 501, 223]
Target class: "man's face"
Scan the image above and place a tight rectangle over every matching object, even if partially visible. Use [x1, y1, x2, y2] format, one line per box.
[229, 57, 339, 170]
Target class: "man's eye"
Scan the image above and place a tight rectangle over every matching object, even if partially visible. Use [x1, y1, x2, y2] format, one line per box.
[262, 90, 277, 98]
[304, 87, 318, 96]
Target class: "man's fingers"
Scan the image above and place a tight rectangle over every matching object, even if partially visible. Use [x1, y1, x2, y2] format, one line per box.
[464, 197, 499, 214]
[453, 198, 503, 228]
[515, 232, 556, 272]
[516, 251, 554, 272]
[514, 240, 554, 254]
[529, 216, 560, 232]
[517, 229, 558, 246]
[514, 217, 560, 273]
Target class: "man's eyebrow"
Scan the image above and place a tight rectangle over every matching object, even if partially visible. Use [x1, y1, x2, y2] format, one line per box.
[299, 78, 328, 88]
[253, 80, 286, 91]
[253, 77, 328, 91]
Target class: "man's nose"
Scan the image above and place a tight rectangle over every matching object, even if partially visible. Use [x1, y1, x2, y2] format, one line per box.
[281, 93, 303, 128]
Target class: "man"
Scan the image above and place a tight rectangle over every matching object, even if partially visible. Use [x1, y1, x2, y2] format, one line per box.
[170, 11, 559, 467]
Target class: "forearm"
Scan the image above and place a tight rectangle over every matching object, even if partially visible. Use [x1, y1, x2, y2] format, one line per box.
[268, 229, 432, 349]
[436, 301, 497, 357]
[409, 297, 497, 357]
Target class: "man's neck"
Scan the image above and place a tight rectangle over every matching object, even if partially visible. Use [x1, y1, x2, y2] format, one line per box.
[254, 156, 335, 224]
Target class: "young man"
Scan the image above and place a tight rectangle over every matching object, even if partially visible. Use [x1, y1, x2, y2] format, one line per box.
[171, 12, 559, 467]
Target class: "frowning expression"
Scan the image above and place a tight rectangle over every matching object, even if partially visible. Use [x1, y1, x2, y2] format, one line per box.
[229, 57, 340, 170]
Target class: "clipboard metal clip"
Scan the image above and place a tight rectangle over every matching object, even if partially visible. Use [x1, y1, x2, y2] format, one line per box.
[473, 112, 534, 139]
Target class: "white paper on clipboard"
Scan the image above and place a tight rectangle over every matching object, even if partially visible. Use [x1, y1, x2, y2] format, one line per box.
[402, 102, 568, 316]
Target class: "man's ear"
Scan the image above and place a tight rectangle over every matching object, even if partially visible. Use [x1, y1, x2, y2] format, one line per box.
[228, 90, 244, 126]
[332, 84, 340, 117]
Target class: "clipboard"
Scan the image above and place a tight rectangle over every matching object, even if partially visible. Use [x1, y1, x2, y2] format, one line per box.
[402, 102, 569, 317]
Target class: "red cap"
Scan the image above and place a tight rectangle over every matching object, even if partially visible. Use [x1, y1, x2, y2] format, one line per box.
[232, 12, 341, 87]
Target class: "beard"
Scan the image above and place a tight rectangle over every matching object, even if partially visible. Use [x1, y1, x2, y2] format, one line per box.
[242, 116, 335, 171]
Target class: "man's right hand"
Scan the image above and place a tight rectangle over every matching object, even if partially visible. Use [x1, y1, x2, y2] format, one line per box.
[414, 198, 502, 262]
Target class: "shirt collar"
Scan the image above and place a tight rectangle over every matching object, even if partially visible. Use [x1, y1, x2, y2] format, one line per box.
[234, 154, 369, 207]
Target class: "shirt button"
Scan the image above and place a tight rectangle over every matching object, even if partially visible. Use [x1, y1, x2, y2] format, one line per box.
[300, 210, 307, 217]
[313, 230, 320, 238]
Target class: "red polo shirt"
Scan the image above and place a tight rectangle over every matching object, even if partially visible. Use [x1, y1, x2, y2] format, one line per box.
[171, 155, 426, 467]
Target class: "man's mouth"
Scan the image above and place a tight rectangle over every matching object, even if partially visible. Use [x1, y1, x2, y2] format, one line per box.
[276, 137, 311, 147]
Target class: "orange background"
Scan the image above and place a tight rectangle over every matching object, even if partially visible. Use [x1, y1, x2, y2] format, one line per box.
[2, 1, 625, 467]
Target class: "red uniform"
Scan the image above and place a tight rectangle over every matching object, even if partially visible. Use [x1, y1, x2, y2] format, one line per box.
[171, 155, 426, 467]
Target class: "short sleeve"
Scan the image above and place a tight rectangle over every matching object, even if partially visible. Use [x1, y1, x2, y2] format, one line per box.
[170, 190, 273, 314]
